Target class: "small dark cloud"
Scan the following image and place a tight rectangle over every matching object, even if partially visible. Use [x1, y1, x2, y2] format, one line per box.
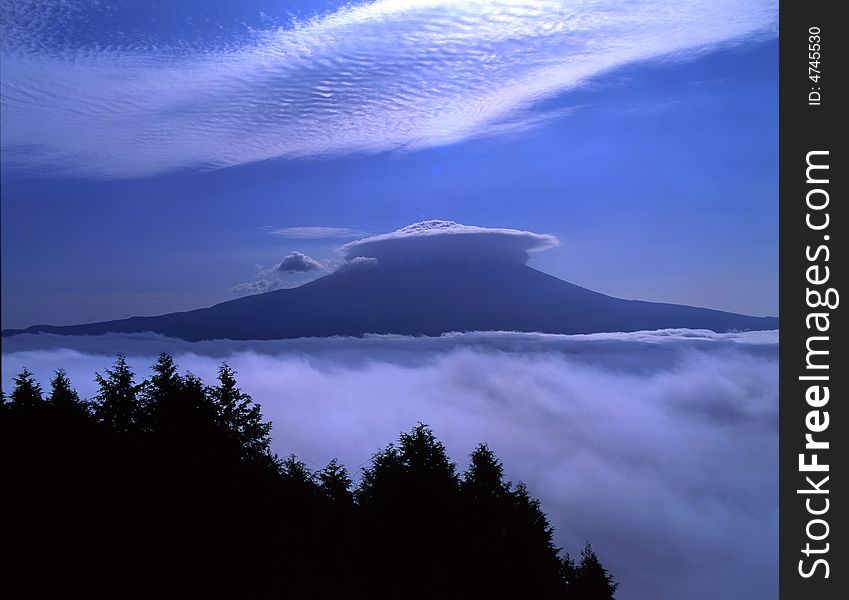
[339, 220, 558, 265]
[277, 251, 324, 273]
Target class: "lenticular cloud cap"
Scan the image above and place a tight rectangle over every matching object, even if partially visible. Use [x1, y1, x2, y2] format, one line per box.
[340, 220, 558, 264]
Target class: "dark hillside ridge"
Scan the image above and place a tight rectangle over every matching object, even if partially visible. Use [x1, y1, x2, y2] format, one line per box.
[3, 261, 778, 341]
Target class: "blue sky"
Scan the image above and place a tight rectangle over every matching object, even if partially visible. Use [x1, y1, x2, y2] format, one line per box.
[1, 0, 778, 328]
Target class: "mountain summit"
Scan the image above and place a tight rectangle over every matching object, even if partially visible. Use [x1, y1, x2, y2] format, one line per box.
[3, 221, 777, 341]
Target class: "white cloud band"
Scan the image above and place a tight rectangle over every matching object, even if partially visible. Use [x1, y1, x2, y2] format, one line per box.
[1, 0, 777, 177]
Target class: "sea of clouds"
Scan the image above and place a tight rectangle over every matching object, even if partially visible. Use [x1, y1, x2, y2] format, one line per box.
[2, 328, 777, 600]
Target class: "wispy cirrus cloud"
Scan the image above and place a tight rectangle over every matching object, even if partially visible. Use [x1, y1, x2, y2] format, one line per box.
[0, 0, 777, 178]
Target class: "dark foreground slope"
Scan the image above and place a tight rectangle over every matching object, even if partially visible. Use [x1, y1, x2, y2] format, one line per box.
[3, 357, 617, 598]
[3, 261, 777, 341]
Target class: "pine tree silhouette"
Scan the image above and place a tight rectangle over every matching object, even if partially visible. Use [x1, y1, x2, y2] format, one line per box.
[318, 458, 354, 505]
[209, 363, 273, 465]
[93, 354, 144, 434]
[1, 357, 620, 599]
[572, 542, 619, 599]
[144, 353, 184, 433]
[9, 367, 45, 411]
[280, 454, 317, 488]
[463, 443, 508, 498]
[48, 368, 88, 416]
[358, 424, 464, 593]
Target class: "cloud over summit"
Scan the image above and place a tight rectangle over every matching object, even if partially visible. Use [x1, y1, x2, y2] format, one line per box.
[340, 219, 558, 264]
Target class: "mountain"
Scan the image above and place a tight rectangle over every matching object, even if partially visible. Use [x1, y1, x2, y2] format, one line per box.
[2, 260, 777, 341]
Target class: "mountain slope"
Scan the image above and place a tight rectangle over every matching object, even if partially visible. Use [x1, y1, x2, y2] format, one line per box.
[3, 261, 778, 341]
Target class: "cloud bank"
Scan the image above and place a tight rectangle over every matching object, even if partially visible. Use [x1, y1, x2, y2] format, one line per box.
[1, 329, 777, 600]
[1, 0, 777, 177]
[340, 219, 558, 264]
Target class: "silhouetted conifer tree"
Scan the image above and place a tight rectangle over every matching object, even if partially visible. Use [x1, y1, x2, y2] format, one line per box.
[178, 372, 221, 442]
[562, 551, 580, 591]
[3, 369, 47, 494]
[573, 542, 619, 599]
[460, 442, 571, 595]
[9, 368, 44, 411]
[315, 457, 358, 594]
[280, 454, 316, 488]
[209, 363, 272, 465]
[511, 481, 558, 552]
[356, 442, 403, 506]
[318, 458, 354, 506]
[1, 358, 619, 599]
[48, 368, 88, 416]
[93, 354, 144, 434]
[144, 353, 184, 432]
[357, 424, 463, 592]
[459, 443, 515, 594]
[462, 443, 509, 501]
[359, 423, 460, 506]
[398, 422, 459, 487]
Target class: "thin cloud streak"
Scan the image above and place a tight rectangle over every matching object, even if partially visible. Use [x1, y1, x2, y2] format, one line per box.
[1, 0, 777, 177]
[270, 227, 368, 239]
